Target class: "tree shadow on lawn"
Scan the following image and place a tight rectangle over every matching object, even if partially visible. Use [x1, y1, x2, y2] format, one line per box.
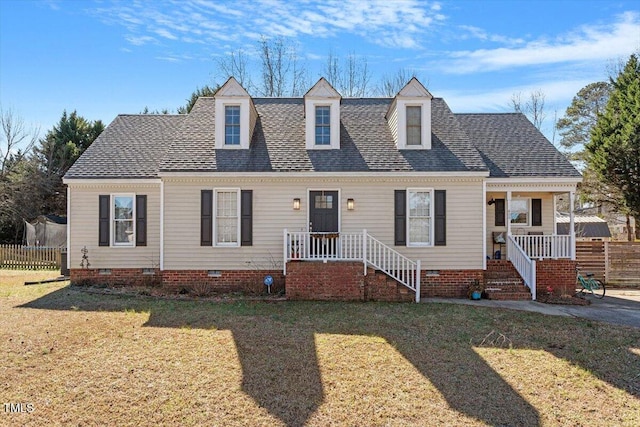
[19, 287, 640, 426]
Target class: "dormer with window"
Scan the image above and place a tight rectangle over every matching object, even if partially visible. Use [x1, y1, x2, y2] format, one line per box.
[304, 78, 341, 150]
[387, 77, 432, 150]
[214, 77, 257, 149]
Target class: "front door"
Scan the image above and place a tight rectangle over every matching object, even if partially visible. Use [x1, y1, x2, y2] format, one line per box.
[309, 191, 339, 257]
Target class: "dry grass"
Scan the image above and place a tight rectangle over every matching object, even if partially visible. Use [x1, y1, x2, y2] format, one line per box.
[1, 270, 639, 426]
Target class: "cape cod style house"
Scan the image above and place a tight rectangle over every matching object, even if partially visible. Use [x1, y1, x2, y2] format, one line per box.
[63, 77, 581, 301]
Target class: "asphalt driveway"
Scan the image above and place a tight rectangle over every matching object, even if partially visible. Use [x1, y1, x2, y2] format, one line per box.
[426, 288, 640, 328]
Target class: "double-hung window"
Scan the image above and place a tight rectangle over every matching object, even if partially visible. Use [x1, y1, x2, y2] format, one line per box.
[216, 190, 239, 246]
[408, 189, 432, 246]
[225, 106, 240, 145]
[113, 195, 134, 246]
[510, 198, 530, 226]
[406, 106, 422, 146]
[315, 106, 331, 145]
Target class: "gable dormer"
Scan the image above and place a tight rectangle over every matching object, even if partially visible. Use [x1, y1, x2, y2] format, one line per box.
[304, 78, 341, 150]
[214, 77, 257, 149]
[387, 77, 432, 150]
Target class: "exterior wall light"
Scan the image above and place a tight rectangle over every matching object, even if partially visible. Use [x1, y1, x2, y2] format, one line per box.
[293, 198, 301, 210]
[347, 198, 355, 210]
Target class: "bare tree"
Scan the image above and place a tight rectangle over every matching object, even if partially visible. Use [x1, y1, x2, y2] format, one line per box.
[324, 50, 341, 91]
[377, 68, 422, 97]
[510, 89, 546, 130]
[323, 51, 371, 97]
[0, 107, 39, 178]
[216, 49, 252, 91]
[342, 52, 370, 97]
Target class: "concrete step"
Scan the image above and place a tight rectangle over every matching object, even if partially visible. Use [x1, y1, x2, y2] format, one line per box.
[485, 291, 532, 301]
[485, 279, 524, 288]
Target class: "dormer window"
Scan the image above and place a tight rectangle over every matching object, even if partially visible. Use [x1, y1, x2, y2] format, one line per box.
[214, 77, 257, 150]
[406, 106, 422, 146]
[387, 77, 432, 150]
[304, 78, 341, 150]
[315, 106, 331, 145]
[225, 106, 241, 145]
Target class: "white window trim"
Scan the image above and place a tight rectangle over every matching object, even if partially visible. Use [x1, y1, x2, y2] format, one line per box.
[111, 193, 136, 248]
[214, 99, 251, 149]
[305, 99, 340, 150]
[224, 105, 241, 146]
[510, 197, 531, 227]
[214, 188, 241, 247]
[314, 105, 332, 146]
[406, 188, 434, 247]
[396, 99, 431, 150]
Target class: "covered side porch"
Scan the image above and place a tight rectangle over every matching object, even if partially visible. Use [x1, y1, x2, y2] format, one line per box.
[485, 179, 579, 299]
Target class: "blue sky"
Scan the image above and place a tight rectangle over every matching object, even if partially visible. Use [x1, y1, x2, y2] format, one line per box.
[1, 0, 638, 144]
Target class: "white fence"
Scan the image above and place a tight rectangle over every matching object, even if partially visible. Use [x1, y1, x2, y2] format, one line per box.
[511, 234, 571, 259]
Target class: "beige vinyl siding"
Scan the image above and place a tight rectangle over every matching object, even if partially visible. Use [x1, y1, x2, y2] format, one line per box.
[163, 176, 485, 270]
[249, 101, 258, 141]
[68, 183, 161, 269]
[485, 191, 555, 258]
[387, 102, 399, 146]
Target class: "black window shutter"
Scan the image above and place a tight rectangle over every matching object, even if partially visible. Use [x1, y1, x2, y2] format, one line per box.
[99, 195, 110, 246]
[532, 198, 542, 226]
[434, 190, 446, 246]
[201, 190, 213, 246]
[394, 190, 406, 246]
[136, 195, 147, 246]
[495, 198, 505, 226]
[241, 190, 253, 246]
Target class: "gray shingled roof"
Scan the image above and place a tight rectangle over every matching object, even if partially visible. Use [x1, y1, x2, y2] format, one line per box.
[65, 114, 186, 179]
[456, 113, 581, 178]
[159, 97, 488, 173]
[64, 97, 581, 179]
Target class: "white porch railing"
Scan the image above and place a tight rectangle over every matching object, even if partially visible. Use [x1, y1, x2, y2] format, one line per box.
[507, 235, 536, 300]
[283, 229, 421, 302]
[511, 234, 571, 259]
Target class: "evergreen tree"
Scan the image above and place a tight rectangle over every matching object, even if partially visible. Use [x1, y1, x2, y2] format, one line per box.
[587, 54, 640, 223]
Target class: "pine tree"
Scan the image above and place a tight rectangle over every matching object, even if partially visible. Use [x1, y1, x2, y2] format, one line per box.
[587, 54, 640, 221]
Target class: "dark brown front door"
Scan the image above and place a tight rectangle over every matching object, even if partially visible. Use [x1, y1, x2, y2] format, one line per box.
[309, 191, 339, 233]
[309, 191, 339, 257]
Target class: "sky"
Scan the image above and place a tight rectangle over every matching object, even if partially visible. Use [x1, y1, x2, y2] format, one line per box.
[1, 0, 639, 144]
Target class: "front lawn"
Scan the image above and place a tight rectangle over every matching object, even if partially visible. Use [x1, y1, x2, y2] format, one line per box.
[1, 270, 639, 426]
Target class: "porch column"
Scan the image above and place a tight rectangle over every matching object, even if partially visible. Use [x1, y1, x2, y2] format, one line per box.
[506, 190, 512, 260]
[506, 190, 512, 237]
[569, 191, 576, 260]
[482, 180, 487, 270]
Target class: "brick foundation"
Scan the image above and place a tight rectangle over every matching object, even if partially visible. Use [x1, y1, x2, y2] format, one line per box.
[70, 261, 574, 301]
[70, 268, 162, 287]
[421, 269, 485, 298]
[162, 269, 284, 294]
[70, 268, 284, 295]
[285, 261, 365, 301]
[535, 259, 578, 296]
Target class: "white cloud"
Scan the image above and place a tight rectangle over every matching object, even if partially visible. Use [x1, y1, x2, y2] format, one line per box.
[125, 35, 156, 46]
[444, 12, 640, 74]
[440, 78, 595, 113]
[90, 0, 444, 50]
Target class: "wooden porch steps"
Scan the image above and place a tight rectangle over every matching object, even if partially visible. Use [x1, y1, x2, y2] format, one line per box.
[485, 260, 532, 301]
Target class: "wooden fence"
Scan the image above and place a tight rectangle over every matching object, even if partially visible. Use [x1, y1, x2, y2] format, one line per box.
[576, 241, 606, 281]
[576, 241, 640, 285]
[0, 245, 62, 270]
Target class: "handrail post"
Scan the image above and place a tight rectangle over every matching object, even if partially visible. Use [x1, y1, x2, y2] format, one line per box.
[283, 229, 288, 276]
[531, 259, 536, 300]
[415, 259, 421, 303]
[362, 229, 367, 276]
